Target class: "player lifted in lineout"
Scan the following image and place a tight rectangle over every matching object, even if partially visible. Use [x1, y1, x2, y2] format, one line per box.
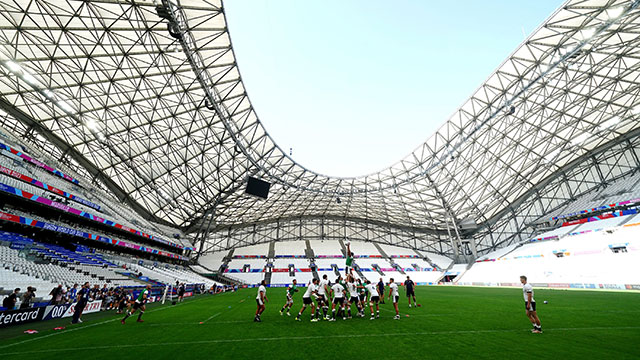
[122, 284, 151, 324]
[296, 278, 320, 322]
[280, 279, 298, 316]
[345, 241, 354, 276]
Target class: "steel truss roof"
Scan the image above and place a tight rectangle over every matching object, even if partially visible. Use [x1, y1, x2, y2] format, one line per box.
[1, 0, 640, 248]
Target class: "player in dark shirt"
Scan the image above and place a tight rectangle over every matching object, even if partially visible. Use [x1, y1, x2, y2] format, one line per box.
[404, 276, 417, 308]
[72, 282, 90, 324]
[377, 278, 385, 304]
[178, 283, 186, 302]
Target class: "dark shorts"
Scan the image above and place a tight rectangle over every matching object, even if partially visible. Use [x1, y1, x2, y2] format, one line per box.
[349, 296, 359, 303]
[132, 301, 145, 310]
[393, 296, 399, 303]
[359, 294, 366, 301]
[178, 291, 185, 297]
[303, 297, 313, 305]
[524, 301, 536, 311]
[406, 289, 415, 297]
[333, 297, 344, 305]
[370, 296, 379, 303]
[317, 294, 327, 303]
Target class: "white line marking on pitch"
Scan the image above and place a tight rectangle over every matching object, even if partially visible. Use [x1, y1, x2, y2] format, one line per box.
[2, 326, 639, 355]
[202, 312, 221, 323]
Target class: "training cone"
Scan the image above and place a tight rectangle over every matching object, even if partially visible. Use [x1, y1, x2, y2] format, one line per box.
[24, 329, 38, 334]
[405, 314, 410, 317]
[199, 322, 204, 324]
[53, 327, 65, 330]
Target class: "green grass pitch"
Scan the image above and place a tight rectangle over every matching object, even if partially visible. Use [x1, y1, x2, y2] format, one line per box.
[0, 286, 638, 359]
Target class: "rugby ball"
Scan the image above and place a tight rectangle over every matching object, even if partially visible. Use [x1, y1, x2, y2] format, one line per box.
[416, 303, 422, 307]
[543, 300, 548, 304]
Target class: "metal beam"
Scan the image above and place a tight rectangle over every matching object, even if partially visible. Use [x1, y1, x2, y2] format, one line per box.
[0, 96, 172, 227]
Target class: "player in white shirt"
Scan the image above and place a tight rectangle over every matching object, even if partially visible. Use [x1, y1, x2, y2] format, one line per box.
[520, 275, 542, 333]
[296, 278, 320, 322]
[317, 274, 330, 320]
[365, 279, 380, 320]
[345, 275, 363, 319]
[255, 280, 268, 322]
[329, 276, 347, 321]
[387, 278, 400, 319]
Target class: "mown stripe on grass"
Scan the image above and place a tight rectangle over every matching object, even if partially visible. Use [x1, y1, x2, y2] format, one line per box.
[3, 326, 639, 355]
[0, 294, 213, 350]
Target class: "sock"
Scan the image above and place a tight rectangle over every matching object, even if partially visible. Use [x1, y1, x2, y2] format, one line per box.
[123, 312, 131, 320]
[348, 308, 351, 317]
[137, 311, 144, 320]
[323, 306, 328, 317]
[332, 309, 336, 319]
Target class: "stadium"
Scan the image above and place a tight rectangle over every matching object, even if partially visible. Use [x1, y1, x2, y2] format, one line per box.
[0, 0, 639, 358]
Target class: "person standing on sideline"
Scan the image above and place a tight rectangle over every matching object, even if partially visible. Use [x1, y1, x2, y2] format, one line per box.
[178, 283, 186, 302]
[2, 288, 20, 310]
[72, 282, 90, 324]
[377, 278, 386, 304]
[404, 276, 417, 308]
[68, 283, 78, 302]
[254, 280, 268, 322]
[388, 278, 400, 320]
[20, 287, 36, 309]
[520, 276, 542, 333]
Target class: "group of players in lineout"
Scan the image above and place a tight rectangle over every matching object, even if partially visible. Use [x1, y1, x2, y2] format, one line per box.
[254, 242, 419, 322]
[255, 244, 543, 333]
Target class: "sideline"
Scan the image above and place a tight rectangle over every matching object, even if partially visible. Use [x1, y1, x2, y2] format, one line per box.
[2, 326, 640, 355]
[0, 294, 215, 350]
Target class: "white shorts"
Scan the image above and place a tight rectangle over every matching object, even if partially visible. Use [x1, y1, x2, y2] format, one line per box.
[286, 295, 293, 305]
[256, 298, 264, 306]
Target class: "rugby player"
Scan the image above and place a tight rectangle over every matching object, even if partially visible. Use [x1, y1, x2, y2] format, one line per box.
[121, 284, 151, 324]
[404, 276, 417, 307]
[255, 280, 268, 322]
[345, 241, 354, 276]
[365, 279, 380, 319]
[317, 274, 330, 320]
[329, 277, 347, 321]
[346, 275, 362, 319]
[280, 279, 298, 316]
[357, 278, 367, 317]
[521, 275, 542, 333]
[296, 278, 320, 322]
[388, 278, 400, 319]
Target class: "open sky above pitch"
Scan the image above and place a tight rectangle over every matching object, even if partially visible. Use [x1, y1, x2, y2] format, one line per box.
[224, 0, 562, 177]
